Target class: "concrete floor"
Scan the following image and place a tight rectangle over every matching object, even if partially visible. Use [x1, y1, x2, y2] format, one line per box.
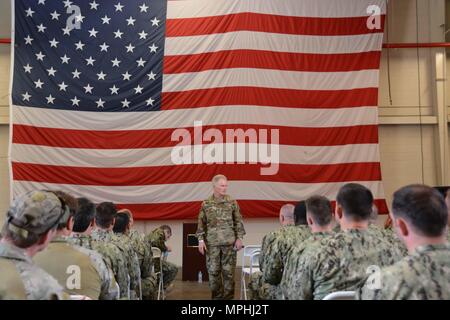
[164, 270, 245, 300]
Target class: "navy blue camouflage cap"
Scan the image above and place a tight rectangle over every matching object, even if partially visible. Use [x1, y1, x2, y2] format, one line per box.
[5, 191, 70, 238]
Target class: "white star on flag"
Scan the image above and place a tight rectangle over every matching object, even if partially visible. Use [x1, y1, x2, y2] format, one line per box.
[47, 67, 57, 77]
[63, 0, 73, 8]
[126, 43, 135, 53]
[122, 71, 132, 81]
[96, 98, 106, 108]
[89, 1, 99, 10]
[89, 28, 98, 37]
[110, 85, 120, 95]
[138, 30, 148, 39]
[24, 35, 33, 45]
[115, 3, 124, 12]
[25, 8, 35, 17]
[58, 82, 68, 91]
[151, 17, 160, 26]
[149, 43, 158, 53]
[35, 52, 46, 61]
[111, 58, 121, 67]
[62, 26, 72, 36]
[114, 30, 124, 39]
[37, 24, 47, 33]
[86, 57, 96, 66]
[23, 64, 33, 73]
[84, 84, 94, 94]
[49, 38, 59, 48]
[97, 71, 107, 80]
[75, 41, 85, 51]
[71, 96, 80, 106]
[72, 69, 81, 79]
[34, 79, 44, 89]
[46, 94, 55, 104]
[102, 15, 111, 24]
[136, 58, 146, 67]
[121, 99, 131, 108]
[134, 85, 144, 94]
[127, 16, 136, 26]
[139, 3, 149, 13]
[50, 11, 60, 20]
[99, 43, 109, 52]
[61, 54, 71, 64]
[22, 92, 31, 101]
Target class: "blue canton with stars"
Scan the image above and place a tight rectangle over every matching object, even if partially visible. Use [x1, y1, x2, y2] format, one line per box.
[12, 0, 167, 112]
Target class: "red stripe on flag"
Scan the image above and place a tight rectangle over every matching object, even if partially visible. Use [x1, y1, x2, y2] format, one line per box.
[163, 50, 382, 74]
[12, 162, 382, 186]
[166, 13, 385, 37]
[120, 198, 389, 220]
[13, 124, 379, 149]
[161, 87, 379, 110]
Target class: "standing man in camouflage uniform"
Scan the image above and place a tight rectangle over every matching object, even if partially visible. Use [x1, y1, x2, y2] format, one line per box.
[249, 203, 311, 299]
[281, 196, 334, 299]
[92, 202, 141, 300]
[289, 183, 403, 300]
[358, 184, 450, 299]
[147, 225, 178, 291]
[0, 191, 66, 300]
[197, 174, 246, 300]
[35, 191, 119, 300]
[68, 197, 129, 299]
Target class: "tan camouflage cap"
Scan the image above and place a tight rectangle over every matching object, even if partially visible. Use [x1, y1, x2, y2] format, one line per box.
[5, 191, 69, 238]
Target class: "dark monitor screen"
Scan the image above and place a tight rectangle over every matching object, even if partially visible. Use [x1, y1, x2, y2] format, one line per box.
[187, 234, 199, 247]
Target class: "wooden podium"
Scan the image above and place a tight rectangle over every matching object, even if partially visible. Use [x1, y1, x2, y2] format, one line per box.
[182, 223, 209, 281]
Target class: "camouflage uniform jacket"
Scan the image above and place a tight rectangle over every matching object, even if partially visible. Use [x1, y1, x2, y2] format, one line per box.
[196, 194, 246, 246]
[260, 225, 311, 285]
[36, 236, 119, 300]
[129, 230, 154, 279]
[67, 233, 129, 299]
[281, 231, 332, 299]
[0, 242, 65, 300]
[146, 228, 168, 252]
[110, 232, 142, 300]
[379, 226, 408, 257]
[357, 243, 450, 300]
[291, 228, 403, 300]
[91, 229, 141, 299]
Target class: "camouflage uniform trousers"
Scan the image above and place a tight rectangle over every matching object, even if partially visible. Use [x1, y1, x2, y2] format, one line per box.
[154, 259, 178, 289]
[142, 274, 158, 300]
[248, 271, 281, 300]
[206, 245, 237, 300]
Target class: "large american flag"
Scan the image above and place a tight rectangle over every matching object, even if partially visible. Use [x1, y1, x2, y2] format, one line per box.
[10, 0, 387, 219]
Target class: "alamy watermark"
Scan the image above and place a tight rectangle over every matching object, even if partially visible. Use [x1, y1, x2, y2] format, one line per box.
[170, 121, 280, 175]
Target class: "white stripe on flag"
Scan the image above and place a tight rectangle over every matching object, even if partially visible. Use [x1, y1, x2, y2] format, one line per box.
[163, 69, 380, 92]
[11, 143, 380, 168]
[12, 105, 379, 130]
[165, 32, 384, 55]
[13, 180, 386, 204]
[167, 0, 387, 19]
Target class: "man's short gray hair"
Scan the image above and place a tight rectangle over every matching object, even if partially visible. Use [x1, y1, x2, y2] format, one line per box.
[280, 204, 295, 220]
[212, 174, 227, 185]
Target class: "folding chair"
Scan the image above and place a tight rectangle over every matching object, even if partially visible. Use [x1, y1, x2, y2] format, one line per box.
[151, 247, 165, 300]
[322, 291, 356, 300]
[239, 245, 261, 300]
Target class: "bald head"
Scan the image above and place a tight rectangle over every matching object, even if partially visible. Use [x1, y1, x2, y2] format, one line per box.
[212, 174, 228, 198]
[279, 204, 295, 225]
